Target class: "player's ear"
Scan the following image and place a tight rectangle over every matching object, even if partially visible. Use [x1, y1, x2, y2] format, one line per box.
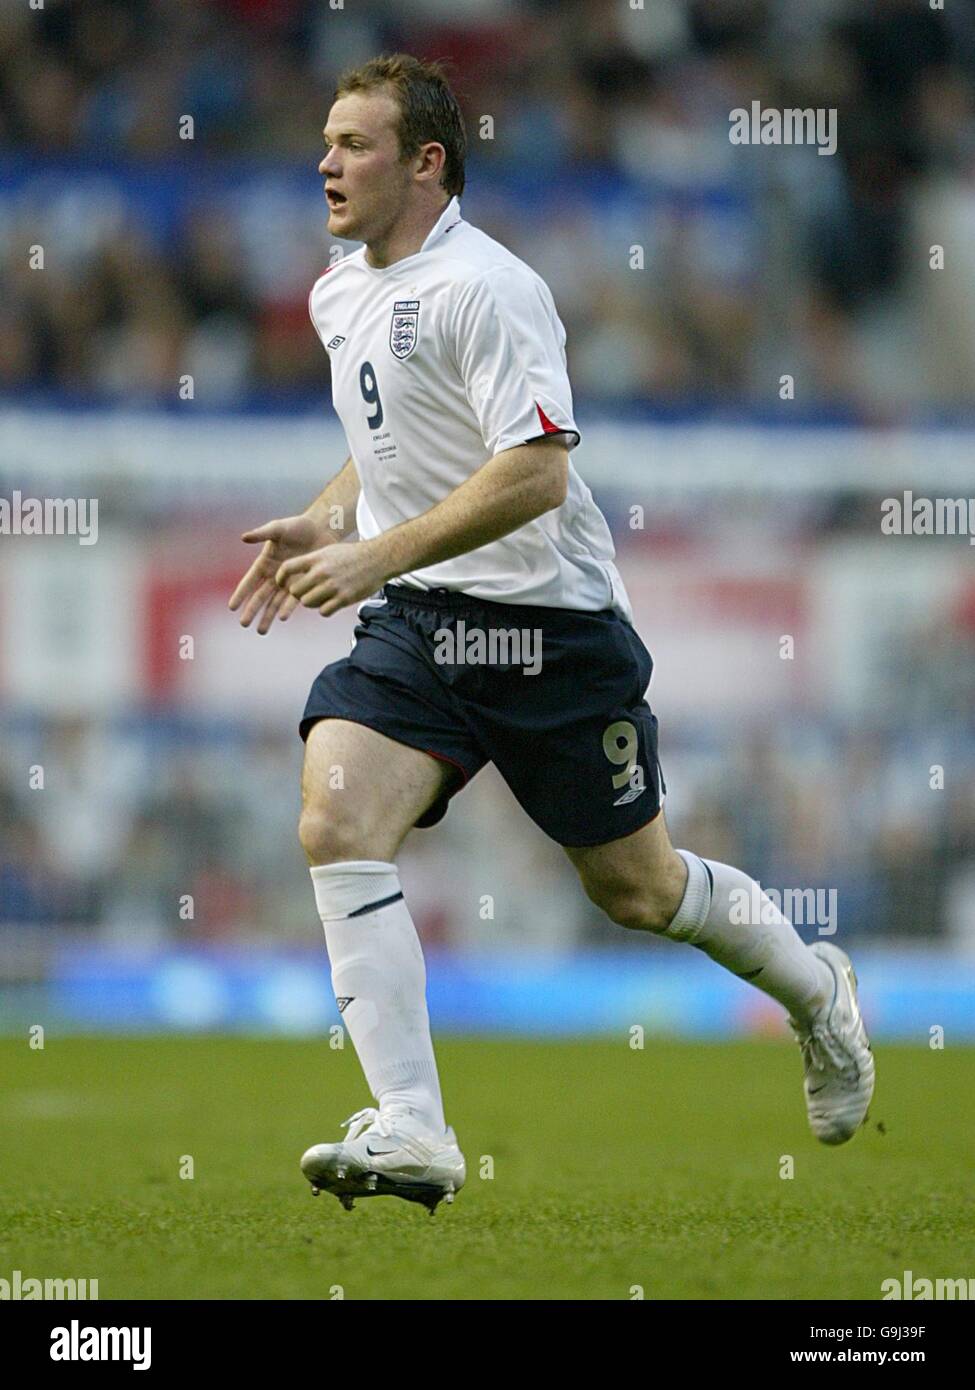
[416, 141, 447, 182]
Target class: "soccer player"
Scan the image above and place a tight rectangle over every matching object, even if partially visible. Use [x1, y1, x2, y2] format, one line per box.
[229, 55, 874, 1214]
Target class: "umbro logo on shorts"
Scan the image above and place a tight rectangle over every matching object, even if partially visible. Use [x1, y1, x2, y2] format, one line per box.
[327, 335, 346, 350]
[613, 785, 646, 806]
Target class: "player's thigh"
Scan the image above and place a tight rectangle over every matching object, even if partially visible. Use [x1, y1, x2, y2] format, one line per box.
[563, 810, 687, 928]
[299, 717, 451, 864]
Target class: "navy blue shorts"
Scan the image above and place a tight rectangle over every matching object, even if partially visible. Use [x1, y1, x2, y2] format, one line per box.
[299, 583, 666, 848]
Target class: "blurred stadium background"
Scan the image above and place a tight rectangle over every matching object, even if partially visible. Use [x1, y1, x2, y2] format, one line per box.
[2, 0, 975, 1040]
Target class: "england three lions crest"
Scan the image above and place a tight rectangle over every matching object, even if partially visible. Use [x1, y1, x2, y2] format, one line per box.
[390, 299, 420, 359]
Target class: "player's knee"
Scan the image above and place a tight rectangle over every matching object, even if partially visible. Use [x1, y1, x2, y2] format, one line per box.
[581, 862, 685, 933]
[298, 802, 371, 866]
[608, 890, 674, 933]
[580, 879, 655, 932]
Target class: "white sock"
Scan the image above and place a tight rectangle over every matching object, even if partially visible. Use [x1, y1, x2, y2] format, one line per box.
[310, 860, 446, 1136]
[664, 851, 831, 1023]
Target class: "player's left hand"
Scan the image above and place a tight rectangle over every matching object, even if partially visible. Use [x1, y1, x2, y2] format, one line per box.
[275, 539, 393, 617]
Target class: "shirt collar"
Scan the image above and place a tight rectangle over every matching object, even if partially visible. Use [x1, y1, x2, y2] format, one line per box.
[420, 196, 462, 252]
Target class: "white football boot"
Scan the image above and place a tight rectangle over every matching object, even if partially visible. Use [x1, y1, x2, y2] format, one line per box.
[790, 941, 876, 1145]
[300, 1106, 465, 1214]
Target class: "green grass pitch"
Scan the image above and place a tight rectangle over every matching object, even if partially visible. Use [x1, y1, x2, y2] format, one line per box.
[1, 1036, 973, 1300]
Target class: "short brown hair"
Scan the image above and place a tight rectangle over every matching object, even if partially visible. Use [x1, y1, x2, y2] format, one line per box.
[334, 53, 467, 198]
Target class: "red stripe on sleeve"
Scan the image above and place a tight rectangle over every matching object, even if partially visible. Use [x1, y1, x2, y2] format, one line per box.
[535, 402, 564, 435]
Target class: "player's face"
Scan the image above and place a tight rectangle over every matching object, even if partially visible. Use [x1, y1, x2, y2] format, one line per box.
[319, 92, 415, 243]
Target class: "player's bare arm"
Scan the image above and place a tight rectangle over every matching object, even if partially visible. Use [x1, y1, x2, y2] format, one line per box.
[230, 454, 361, 633]
[275, 436, 569, 618]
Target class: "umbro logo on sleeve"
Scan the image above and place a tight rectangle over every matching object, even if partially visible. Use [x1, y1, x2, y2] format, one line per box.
[327, 335, 346, 350]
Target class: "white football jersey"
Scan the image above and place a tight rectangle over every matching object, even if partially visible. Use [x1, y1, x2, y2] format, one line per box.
[308, 196, 632, 620]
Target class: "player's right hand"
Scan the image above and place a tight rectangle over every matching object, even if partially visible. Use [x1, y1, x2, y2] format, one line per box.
[229, 514, 324, 635]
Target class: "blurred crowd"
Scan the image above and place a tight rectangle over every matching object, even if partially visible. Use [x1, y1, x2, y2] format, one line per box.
[3, 0, 975, 955]
[3, 702, 974, 951]
[3, 0, 975, 410]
